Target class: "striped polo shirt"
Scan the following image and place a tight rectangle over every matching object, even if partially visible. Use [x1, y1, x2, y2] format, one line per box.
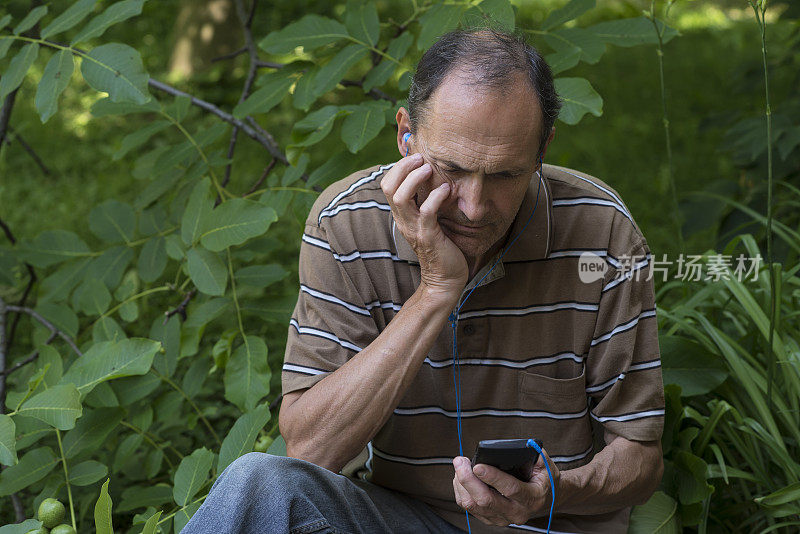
[282, 163, 664, 534]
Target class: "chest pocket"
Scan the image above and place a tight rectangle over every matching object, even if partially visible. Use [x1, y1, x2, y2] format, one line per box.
[519, 367, 588, 414]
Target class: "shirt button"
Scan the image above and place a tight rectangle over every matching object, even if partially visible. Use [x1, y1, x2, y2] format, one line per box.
[463, 324, 475, 335]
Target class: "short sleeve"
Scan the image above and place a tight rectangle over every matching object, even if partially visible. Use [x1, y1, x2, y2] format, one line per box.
[282, 223, 380, 395]
[584, 239, 665, 442]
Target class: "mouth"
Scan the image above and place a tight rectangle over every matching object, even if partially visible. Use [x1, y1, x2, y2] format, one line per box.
[441, 219, 485, 235]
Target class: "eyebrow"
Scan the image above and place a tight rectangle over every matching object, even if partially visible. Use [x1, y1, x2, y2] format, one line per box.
[432, 157, 527, 177]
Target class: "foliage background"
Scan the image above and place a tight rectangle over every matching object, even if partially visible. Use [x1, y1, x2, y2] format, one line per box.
[0, 0, 798, 532]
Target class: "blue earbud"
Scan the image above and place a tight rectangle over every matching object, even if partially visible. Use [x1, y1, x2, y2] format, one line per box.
[403, 132, 411, 156]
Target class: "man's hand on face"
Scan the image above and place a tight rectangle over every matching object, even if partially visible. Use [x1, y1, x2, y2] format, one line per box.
[452, 451, 560, 527]
[381, 154, 469, 300]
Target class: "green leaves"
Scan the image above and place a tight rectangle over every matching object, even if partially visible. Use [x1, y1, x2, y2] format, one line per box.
[17, 384, 82, 430]
[233, 73, 294, 118]
[182, 178, 214, 246]
[553, 77, 603, 124]
[35, 50, 75, 124]
[81, 43, 151, 104]
[13, 5, 48, 35]
[660, 336, 728, 396]
[589, 17, 677, 47]
[89, 200, 136, 243]
[94, 479, 114, 534]
[0, 446, 58, 497]
[345, 0, 380, 46]
[0, 43, 40, 101]
[41, 0, 98, 39]
[61, 338, 160, 396]
[259, 15, 349, 54]
[542, 0, 595, 31]
[69, 460, 109, 486]
[173, 447, 214, 507]
[224, 336, 270, 412]
[17, 230, 91, 268]
[72, 0, 145, 45]
[314, 44, 369, 96]
[629, 491, 680, 533]
[218, 404, 271, 472]
[341, 101, 389, 153]
[200, 199, 277, 252]
[138, 236, 167, 283]
[0, 415, 17, 466]
[187, 248, 228, 296]
[417, 3, 466, 50]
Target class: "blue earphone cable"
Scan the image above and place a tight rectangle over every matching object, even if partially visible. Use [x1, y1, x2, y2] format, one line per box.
[450, 170, 546, 534]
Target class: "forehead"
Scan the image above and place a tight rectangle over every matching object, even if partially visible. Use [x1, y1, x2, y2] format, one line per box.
[419, 69, 542, 170]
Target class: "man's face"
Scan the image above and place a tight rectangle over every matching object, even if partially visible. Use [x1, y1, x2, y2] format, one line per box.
[412, 70, 544, 264]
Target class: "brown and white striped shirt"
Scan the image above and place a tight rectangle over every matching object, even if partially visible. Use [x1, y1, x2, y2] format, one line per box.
[282, 163, 664, 534]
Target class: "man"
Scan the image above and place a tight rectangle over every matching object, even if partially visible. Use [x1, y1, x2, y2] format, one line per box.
[184, 28, 664, 534]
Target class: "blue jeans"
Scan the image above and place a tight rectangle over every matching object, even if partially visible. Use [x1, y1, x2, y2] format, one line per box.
[181, 453, 465, 534]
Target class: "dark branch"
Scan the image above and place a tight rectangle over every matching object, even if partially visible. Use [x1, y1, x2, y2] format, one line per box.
[210, 46, 247, 63]
[0, 90, 19, 148]
[6, 305, 83, 357]
[221, 0, 262, 199]
[147, 78, 290, 166]
[0, 332, 57, 377]
[0, 216, 38, 355]
[164, 289, 196, 324]
[5, 127, 52, 176]
[340, 79, 398, 105]
[255, 60, 285, 70]
[245, 158, 277, 196]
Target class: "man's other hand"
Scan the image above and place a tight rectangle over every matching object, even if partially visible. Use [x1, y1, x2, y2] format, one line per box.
[452, 451, 560, 527]
[381, 154, 468, 300]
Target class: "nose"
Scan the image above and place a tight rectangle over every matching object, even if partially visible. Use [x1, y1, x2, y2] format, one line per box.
[455, 174, 489, 223]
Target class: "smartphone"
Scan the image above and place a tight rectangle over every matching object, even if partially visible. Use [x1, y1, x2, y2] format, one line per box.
[471, 439, 541, 481]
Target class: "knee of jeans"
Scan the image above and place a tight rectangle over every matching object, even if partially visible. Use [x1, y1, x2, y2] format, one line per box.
[224, 453, 309, 490]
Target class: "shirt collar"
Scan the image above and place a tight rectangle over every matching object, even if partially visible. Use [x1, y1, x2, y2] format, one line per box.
[391, 166, 554, 269]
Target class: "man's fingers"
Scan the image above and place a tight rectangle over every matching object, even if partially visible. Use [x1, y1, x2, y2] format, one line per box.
[380, 154, 424, 201]
[418, 182, 451, 228]
[392, 162, 432, 208]
[453, 457, 498, 510]
[473, 464, 526, 501]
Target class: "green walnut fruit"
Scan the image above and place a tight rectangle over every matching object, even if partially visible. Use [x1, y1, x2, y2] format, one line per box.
[50, 525, 77, 534]
[37, 498, 66, 528]
[253, 436, 273, 453]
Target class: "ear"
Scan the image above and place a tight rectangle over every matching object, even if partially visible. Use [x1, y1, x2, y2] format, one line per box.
[396, 106, 412, 157]
[540, 127, 556, 161]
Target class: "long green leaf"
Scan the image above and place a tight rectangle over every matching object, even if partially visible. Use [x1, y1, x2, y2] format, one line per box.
[259, 14, 349, 54]
[200, 199, 277, 252]
[186, 247, 228, 296]
[114, 120, 170, 160]
[13, 5, 48, 35]
[345, 0, 379, 46]
[341, 101, 388, 152]
[0, 446, 58, 497]
[61, 338, 160, 396]
[313, 43, 369, 96]
[363, 32, 413, 91]
[138, 236, 167, 283]
[224, 336, 270, 412]
[553, 77, 603, 124]
[218, 404, 271, 472]
[542, 0, 595, 30]
[69, 460, 108, 486]
[41, 0, 97, 39]
[181, 178, 214, 246]
[141, 511, 162, 534]
[71, 0, 145, 45]
[628, 491, 680, 533]
[89, 199, 136, 243]
[17, 384, 82, 430]
[81, 43, 151, 104]
[0, 415, 17, 466]
[0, 43, 40, 101]
[35, 49, 75, 124]
[173, 447, 214, 506]
[589, 17, 677, 47]
[0, 520, 43, 534]
[233, 74, 294, 118]
[94, 478, 114, 534]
